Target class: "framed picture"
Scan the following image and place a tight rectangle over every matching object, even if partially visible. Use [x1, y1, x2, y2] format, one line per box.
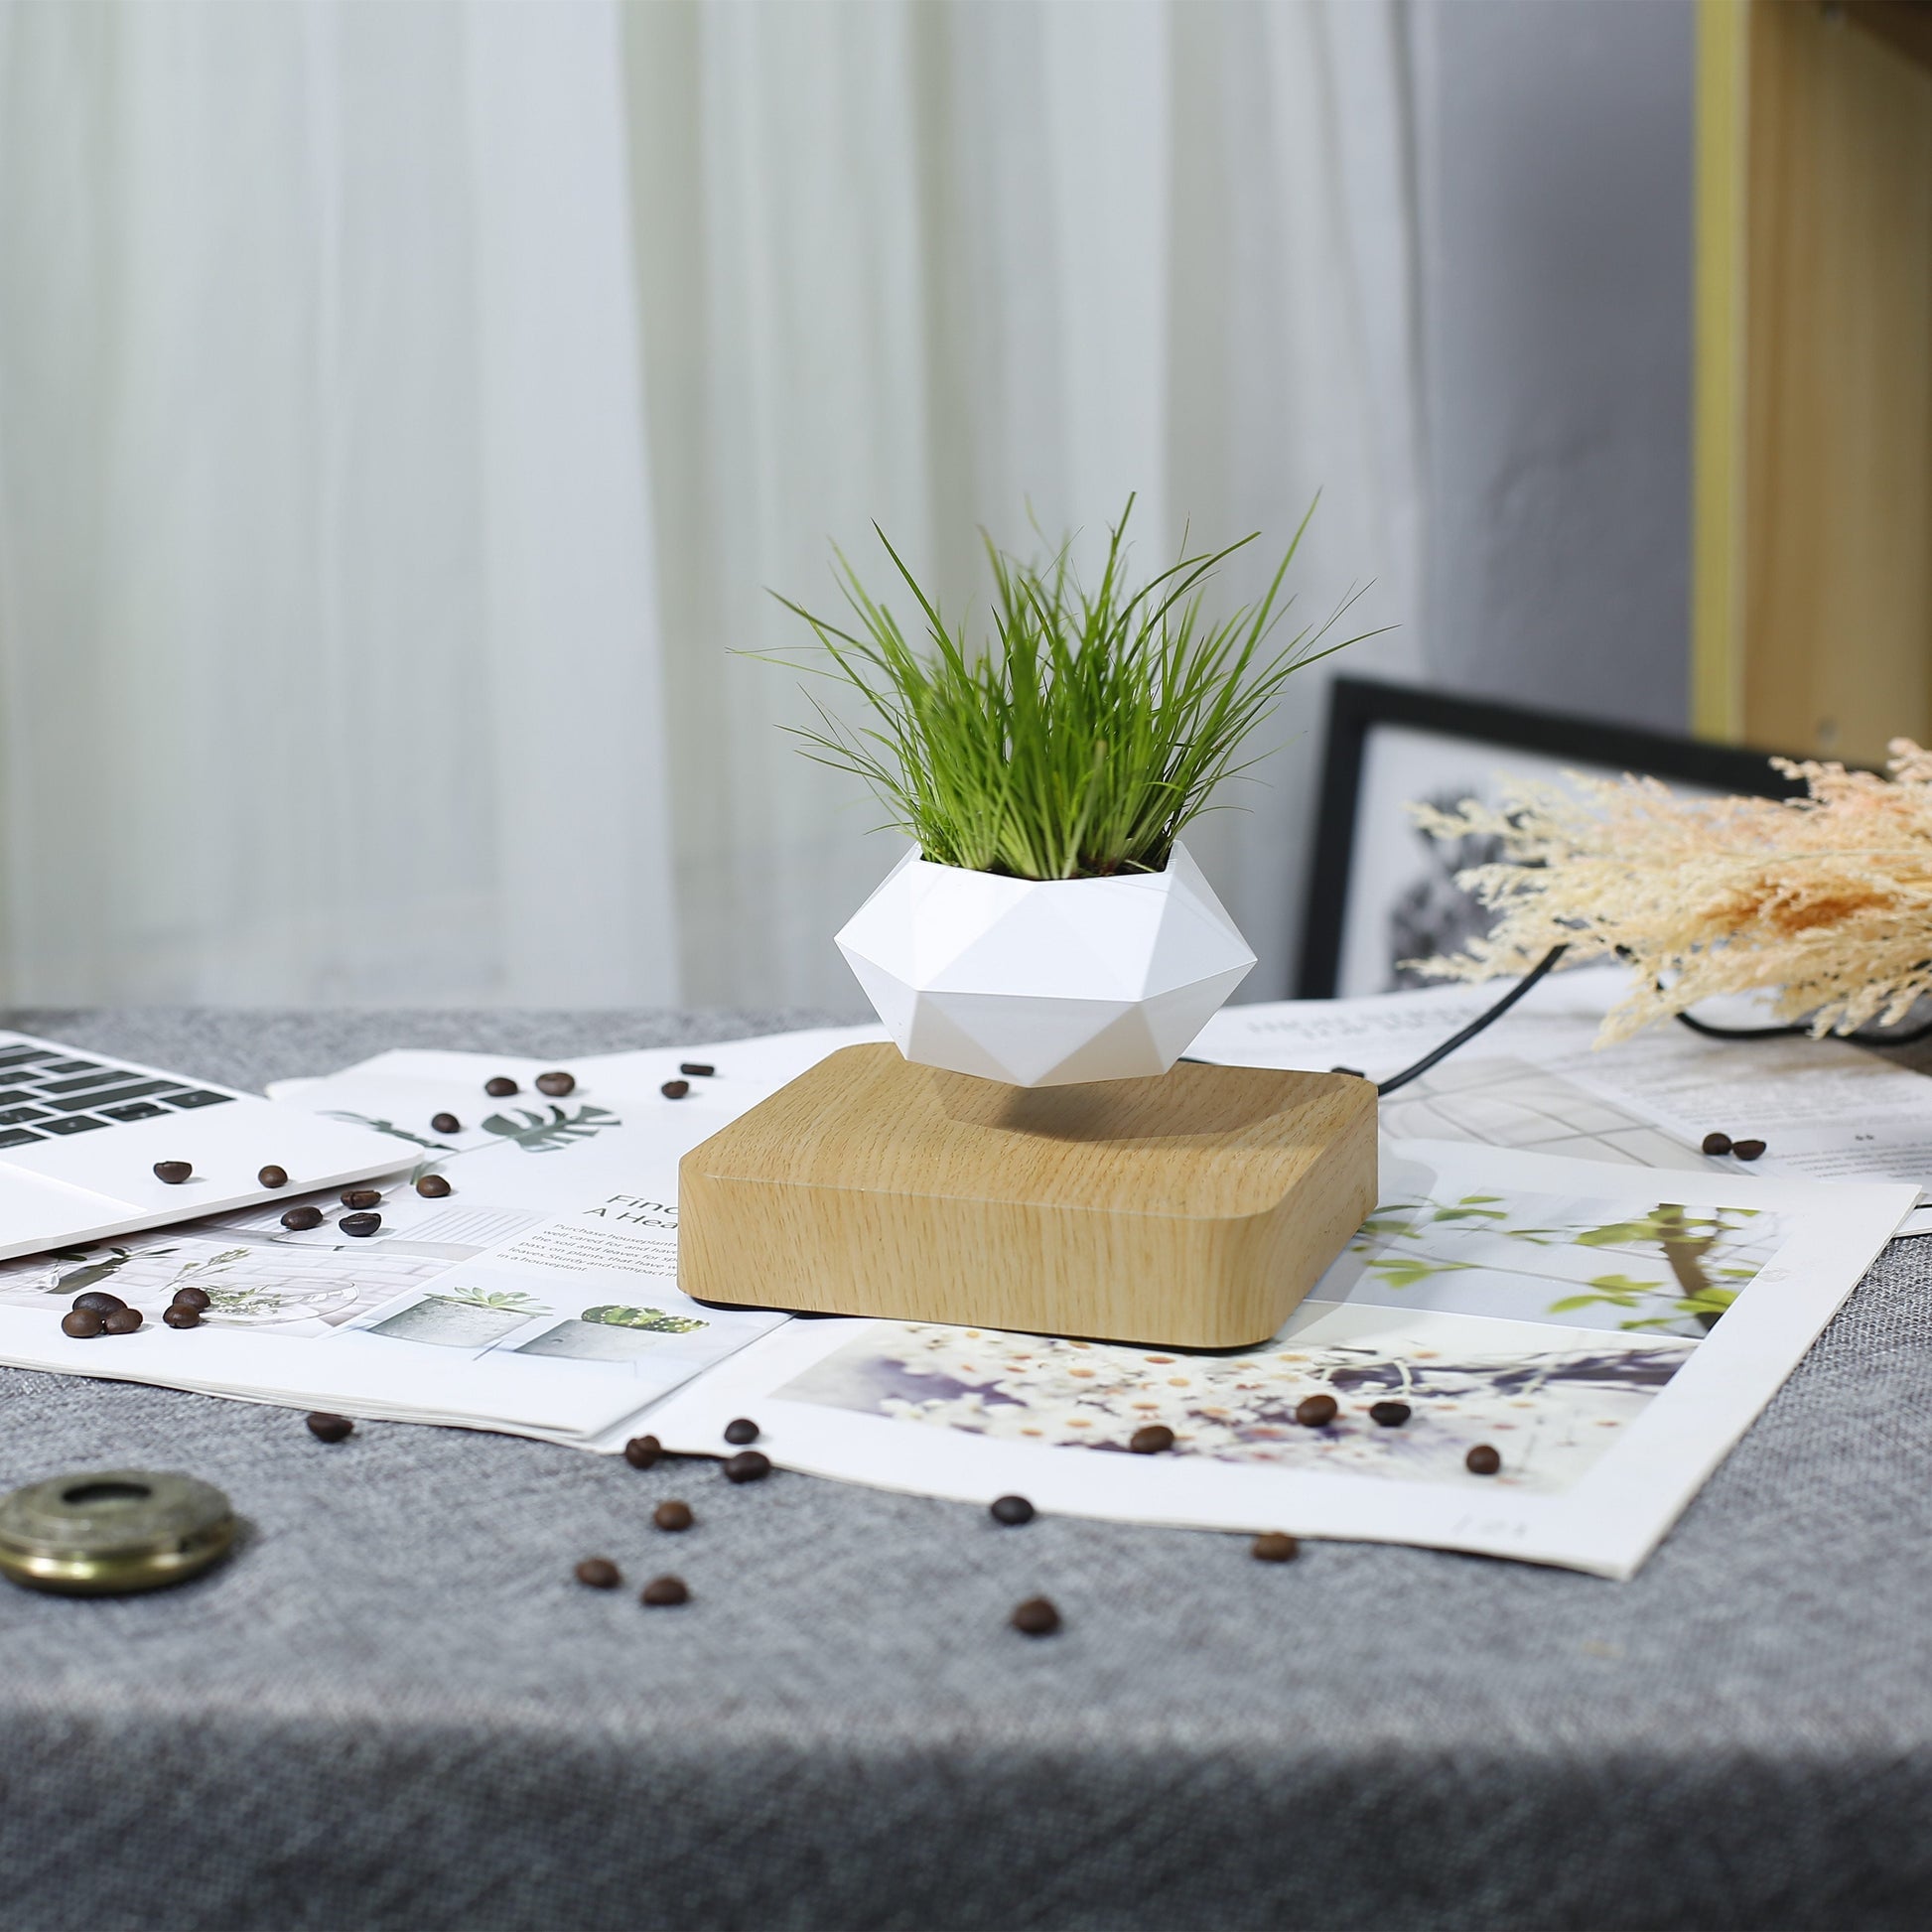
[1297, 677, 1810, 999]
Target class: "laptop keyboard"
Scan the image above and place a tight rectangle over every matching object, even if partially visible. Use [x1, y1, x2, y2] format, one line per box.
[0, 1043, 231, 1151]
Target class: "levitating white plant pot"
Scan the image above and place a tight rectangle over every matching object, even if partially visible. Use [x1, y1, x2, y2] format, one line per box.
[834, 841, 1257, 1087]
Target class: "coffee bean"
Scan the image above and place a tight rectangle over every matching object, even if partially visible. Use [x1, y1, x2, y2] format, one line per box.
[535, 1071, 576, 1097]
[172, 1287, 211, 1311]
[991, 1494, 1035, 1526]
[101, 1308, 142, 1334]
[1129, 1424, 1174, 1454]
[415, 1174, 452, 1198]
[1465, 1444, 1502, 1475]
[342, 1188, 381, 1210]
[660, 1079, 690, 1100]
[258, 1165, 290, 1189]
[724, 1450, 771, 1484]
[1369, 1400, 1412, 1428]
[574, 1557, 621, 1589]
[1296, 1394, 1338, 1429]
[60, 1309, 103, 1338]
[162, 1305, 201, 1329]
[1252, 1532, 1300, 1563]
[622, 1434, 662, 1470]
[723, 1418, 759, 1447]
[1732, 1138, 1766, 1161]
[484, 1076, 519, 1097]
[640, 1575, 688, 1607]
[307, 1413, 354, 1443]
[340, 1211, 381, 1237]
[431, 1113, 461, 1136]
[654, 1500, 694, 1532]
[72, 1291, 127, 1315]
[281, 1205, 324, 1231]
[153, 1160, 192, 1185]
[1701, 1131, 1732, 1157]
[679, 1062, 715, 1078]
[1011, 1596, 1060, 1636]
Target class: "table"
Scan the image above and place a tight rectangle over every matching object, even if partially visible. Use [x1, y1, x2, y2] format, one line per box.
[3, 1008, 1929, 1932]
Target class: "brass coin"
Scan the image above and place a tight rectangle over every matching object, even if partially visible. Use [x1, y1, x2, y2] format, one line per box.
[0, 1468, 234, 1595]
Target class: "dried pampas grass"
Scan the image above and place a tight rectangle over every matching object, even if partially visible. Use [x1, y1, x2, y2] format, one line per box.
[1409, 740, 1932, 1045]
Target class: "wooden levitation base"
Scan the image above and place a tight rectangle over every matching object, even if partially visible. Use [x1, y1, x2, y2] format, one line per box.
[678, 1044, 1377, 1349]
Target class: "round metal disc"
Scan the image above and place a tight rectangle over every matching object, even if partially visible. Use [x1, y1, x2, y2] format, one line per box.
[0, 1468, 234, 1595]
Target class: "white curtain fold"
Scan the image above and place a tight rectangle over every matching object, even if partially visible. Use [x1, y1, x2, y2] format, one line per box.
[0, 0, 1424, 1009]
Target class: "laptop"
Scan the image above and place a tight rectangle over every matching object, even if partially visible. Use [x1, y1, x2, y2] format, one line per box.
[0, 1029, 414, 1262]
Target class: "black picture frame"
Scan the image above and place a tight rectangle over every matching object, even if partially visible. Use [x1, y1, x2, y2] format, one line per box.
[1297, 677, 1810, 1000]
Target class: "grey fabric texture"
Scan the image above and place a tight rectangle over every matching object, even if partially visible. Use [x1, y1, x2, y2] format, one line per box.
[0, 1008, 1927, 1932]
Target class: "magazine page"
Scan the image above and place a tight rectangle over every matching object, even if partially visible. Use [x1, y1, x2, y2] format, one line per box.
[0, 1032, 875, 1445]
[641, 1140, 1914, 1578]
[1191, 967, 1932, 1234]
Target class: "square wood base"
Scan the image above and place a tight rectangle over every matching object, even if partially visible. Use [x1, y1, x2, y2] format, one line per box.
[677, 1044, 1378, 1349]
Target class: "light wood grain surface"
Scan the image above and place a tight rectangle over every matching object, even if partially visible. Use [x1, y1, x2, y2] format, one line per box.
[678, 1044, 1379, 1349]
[1696, 0, 1932, 765]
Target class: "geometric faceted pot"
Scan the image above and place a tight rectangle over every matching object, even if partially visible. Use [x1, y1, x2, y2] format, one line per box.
[835, 841, 1256, 1087]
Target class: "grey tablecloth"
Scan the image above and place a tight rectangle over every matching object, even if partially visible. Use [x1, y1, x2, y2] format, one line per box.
[1, 1008, 1928, 1932]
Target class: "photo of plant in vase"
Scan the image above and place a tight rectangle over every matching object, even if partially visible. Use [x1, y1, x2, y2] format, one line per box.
[1, 1235, 383, 1327]
[364, 1286, 550, 1349]
[514, 1304, 710, 1363]
[774, 498, 1375, 1085]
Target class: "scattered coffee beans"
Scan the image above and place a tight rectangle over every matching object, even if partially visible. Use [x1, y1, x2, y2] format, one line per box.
[623, 1434, 663, 1470]
[724, 1450, 771, 1484]
[431, 1113, 461, 1136]
[1129, 1424, 1175, 1454]
[1732, 1138, 1766, 1161]
[307, 1413, 354, 1443]
[660, 1079, 690, 1100]
[679, 1062, 715, 1078]
[281, 1205, 325, 1231]
[340, 1211, 381, 1238]
[258, 1165, 290, 1189]
[72, 1291, 127, 1315]
[342, 1188, 381, 1210]
[640, 1575, 688, 1607]
[575, 1558, 621, 1589]
[1465, 1444, 1502, 1476]
[990, 1494, 1035, 1526]
[153, 1160, 192, 1185]
[535, 1071, 576, 1097]
[162, 1306, 201, 1329]
[172, 1287, 211, 1311]
[101, 1308, 142, 1334]
[415, 1174, 452, 1198]
[1296, 1394, 1338, 1429]
[1252, 1532, 1300, 1563]
[723, 1418, 759, 1447]
[1369, 1400, 1412, 1429]
[484, 1076, 519, 1098]
[60, 1309, 102, 1339]
[1011, 1596, 1060, 1637]
[1701, 1131, 1733, 1157]
[653, 1500, 694, 1532]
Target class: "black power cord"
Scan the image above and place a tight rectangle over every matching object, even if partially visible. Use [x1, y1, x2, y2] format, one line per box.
[1674, 1007, 1932, 1047]
[1185, 945, 1932, 1092]
[1371, 944, 1568, 1096]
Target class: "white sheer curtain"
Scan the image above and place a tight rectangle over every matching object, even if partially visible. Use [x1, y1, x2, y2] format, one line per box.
[0, 0, 1423, 1010]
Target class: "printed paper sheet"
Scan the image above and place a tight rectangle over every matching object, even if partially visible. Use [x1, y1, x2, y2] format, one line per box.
[642, 1139, 1913, 1577]
[1190, 965, 1932, 1233]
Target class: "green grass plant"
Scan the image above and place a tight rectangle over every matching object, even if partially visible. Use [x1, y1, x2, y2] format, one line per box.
[770, 497, 1375, 880]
